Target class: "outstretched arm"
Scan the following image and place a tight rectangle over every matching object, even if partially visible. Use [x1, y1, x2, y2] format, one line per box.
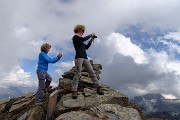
[73, 34, 92, 43]
[41, 53, 60, 63]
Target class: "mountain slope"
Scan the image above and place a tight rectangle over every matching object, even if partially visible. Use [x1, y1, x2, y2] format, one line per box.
[0, 62, 147, 120]
[0, 86, 37, 100]
[130, 93, 180, 120]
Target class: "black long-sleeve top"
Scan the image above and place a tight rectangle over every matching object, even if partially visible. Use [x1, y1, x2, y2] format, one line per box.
[72, 34, 92, 59]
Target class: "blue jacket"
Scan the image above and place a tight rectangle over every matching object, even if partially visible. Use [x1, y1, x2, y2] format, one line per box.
[37, 52, 60, 71]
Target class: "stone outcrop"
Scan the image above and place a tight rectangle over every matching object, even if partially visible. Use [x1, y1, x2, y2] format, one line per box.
[0, 61, 154, 120]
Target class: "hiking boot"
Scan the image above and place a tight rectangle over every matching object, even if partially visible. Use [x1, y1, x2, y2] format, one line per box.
[97, 87, 104, 95]
[72, 91, 77, 99]
[44, 86, 53, 93]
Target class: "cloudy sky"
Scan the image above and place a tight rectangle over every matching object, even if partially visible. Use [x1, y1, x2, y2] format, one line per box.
[1, 0, 180, 99]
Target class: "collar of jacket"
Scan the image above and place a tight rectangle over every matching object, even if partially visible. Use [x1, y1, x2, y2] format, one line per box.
[42, 51, 48, 54]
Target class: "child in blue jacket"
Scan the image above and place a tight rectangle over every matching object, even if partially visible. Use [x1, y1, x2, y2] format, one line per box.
[35, 43, 62, 104]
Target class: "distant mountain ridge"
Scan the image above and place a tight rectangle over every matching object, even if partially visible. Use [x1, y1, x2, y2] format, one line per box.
[130, 93, 180, 120]
[0, 86, 37, 100]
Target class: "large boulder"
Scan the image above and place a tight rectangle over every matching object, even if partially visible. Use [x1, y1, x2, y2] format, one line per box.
[56, 104, 141, 120]
[57, 87, 128, 113]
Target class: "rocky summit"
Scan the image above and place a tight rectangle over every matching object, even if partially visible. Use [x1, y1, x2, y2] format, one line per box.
[0, 61, 158, 120]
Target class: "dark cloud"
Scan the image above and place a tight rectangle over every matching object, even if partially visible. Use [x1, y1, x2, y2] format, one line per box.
[100, 53, 180, 98]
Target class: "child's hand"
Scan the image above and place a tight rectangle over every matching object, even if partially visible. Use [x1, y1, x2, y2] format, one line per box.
[57, 53, 62, 58]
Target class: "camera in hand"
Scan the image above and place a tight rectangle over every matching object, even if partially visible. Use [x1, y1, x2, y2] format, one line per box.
[92, 35, 97, 38]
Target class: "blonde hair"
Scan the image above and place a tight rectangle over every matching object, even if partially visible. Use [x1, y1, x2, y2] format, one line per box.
[73, 24, 85, 33]
[41, 43, 51, 52]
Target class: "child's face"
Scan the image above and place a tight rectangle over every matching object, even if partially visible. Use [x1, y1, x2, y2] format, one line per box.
[46, 47, 51, 52]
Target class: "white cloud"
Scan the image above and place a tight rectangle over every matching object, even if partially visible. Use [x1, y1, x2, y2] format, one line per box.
[55, 69, 64, 78]
[55, 61, 74, 76]
[164, 32, 180, 43]
[107, 33, 147, 64]
[1, 0, 180, 98]
[89, 33, 180, 98]
[159, 32, 180, 54]
[162, 94, 177, 99]
[57, 61, 74, 70]
[0, 66, 37, 88]
[88, 32, 147, 65]
[51, 61, 74, 86]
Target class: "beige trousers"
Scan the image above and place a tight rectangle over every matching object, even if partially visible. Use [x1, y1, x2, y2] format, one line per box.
[71, 58, 99, 91]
